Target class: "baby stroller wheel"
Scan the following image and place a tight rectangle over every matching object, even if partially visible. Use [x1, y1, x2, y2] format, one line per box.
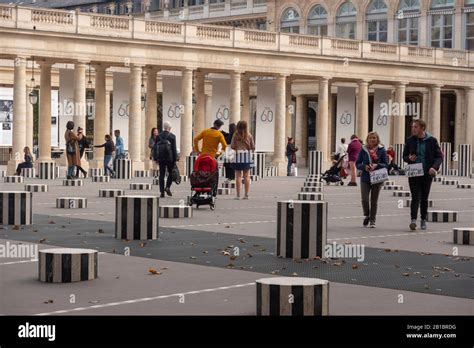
[210, 203, 216, 211]
[340, 181, 344, 186]
[187, 196, 193, 206]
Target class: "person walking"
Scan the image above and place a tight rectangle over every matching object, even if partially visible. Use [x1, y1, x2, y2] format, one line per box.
[347, 134, 362, 186]
[75, 127, 88, 178]
[65, 121, 81, 179]
[336, 138, 348, 157]
[193, 119, 227, 158]
[403, 119, 443, 231]
[155, 121, 178, 198]
[231, 121, 255, 200]
[113, 129, 125, 172]
[356, 132, 388, 228]
[286, 137, 298, 176]
[15, 146, 34, 175]
[93, 134, 116, 177]
[148, 128, 159, 175]
[222, 123, 236, 183]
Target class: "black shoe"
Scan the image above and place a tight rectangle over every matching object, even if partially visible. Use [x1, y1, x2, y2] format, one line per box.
[348, 182, 357, 186]
[160, 193, 165, 198]
[83, 172, 87, 178]
[66, 176, 72, 180]
[363, 216, 370, 227]
[369, 221, 376, 228]
[165, 187, 172, 197]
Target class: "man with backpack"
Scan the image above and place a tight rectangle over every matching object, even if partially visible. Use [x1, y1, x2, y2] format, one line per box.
[153, 121, 178, 198]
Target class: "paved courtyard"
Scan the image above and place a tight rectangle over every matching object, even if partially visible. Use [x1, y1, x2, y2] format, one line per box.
[0, 169, 473, 316]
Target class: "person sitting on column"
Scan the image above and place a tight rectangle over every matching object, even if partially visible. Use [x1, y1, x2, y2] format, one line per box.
[155, 121, 177, 198]
[93, 134, 116, 178]
[286, 137, 298, 176]
[347, 134, 362, 186]
[356, 131, 388, 229]
[65, 121, 81, 180]
[148, 127, 159, 177]
[75, 127, 89, 178]
[193, 119, 227, 158]
[15, 146, 34, 176]
[403, 119, 443, 231]
[221, 123, 236, 183]
[113, 129, 125, 172]
[231, 121, 255, 200]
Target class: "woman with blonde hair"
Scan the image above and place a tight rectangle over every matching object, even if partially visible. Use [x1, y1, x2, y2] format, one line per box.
[15, 146, 34, 175]
[231, 120, 255, 200]
[355, 131, 388, 228]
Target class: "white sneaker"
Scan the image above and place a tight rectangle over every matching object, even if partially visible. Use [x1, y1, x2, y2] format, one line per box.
[234, 196, 240, 200]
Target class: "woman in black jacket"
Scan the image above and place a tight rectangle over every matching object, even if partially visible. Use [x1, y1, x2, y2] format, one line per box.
[222, 123, 236, 182]
[15, 146, 34, 175]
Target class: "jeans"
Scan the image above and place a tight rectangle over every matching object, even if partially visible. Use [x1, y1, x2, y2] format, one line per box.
[67, 165, 75, 178]
[16, 162, 33, 175]
[408, 175, 433, 220]
[104, 155, 114, 176]
[158, 161, 174, 193]
[360, 181, 382, 223]
[287, 155, 293, 175]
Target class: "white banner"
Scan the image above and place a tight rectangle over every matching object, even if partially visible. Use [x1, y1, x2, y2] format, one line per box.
[51, 89, 59, 147]
[372, 89, 392, 146]
[162, 75, 182, 152]
[211, 78, 230, 132]
[0, 87, 13, 146]
[112, 72, 130, 150]
[256, 80, 276, 152]
[335, 86, 356, 146]
[58, 69, 74, 149]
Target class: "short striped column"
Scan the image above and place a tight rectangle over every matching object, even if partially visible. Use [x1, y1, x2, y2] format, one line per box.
[0, 191, 33, 225]
[394, 144, 405, 169]
[265, 166, 278, 177]
[114, 159, 132, 179]
[453, 228, 474, 245]
[222, 182, 236, 189]
[251, 152, 266, 178]
[115, 196, 159, 240]
[248, 175, 259, 182]
[383, 184, 404, 190]
[63, 179, 83, 187]
[277, 200, 327, 259]
[308, 151, 323, 175]
[134, 170, 149, 178]
[186, 155, 197, 177]
[393, 191, 411, 197]
[217, 188, 232, 195]
[306, 174, 321, 179]
[256, 277, 329, 316]
[440, 142, 451, 176]
[303, 182, 323, 188]
[434, 176, 444, 182]
[130, 183, 152, 191]
[56, 197, 87, 209]
[92, 176, 110, 183]
[88, 168, 104, 177]
[442, 179, 459, 186]
[160, 205, 193, 218]
[0, 170, 5, 177]
[406, 199, 434, 208]
[427, 211, 458, 222]
[25, 184, 48, 192]
[298, 192, 324, 201]
[150, 169, 160, 177]
[4, 176, 23, 183]
[384, 180, 395, 186]
[457, 183, 472, 189]
[39, 248, 98, 283]
[449, 169, 458, 176]
[39, 162, 56, 180]
[99, 189, 124, 198]
[20, 168, 35, 178]
[305, 177, 321, 183]
[301, 186, 322, 193]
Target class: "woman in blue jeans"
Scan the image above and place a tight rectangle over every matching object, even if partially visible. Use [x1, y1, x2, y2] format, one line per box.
[94, 134, 115, 177]
[286, 137, 298, 176]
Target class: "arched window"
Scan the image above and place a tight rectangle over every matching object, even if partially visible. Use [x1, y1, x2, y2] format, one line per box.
[366, 0, 388, 42]
[280, 7, 300, 33]
[307, 5, 328, 36]
[336, 1, 357, 39]
[397, 0, 420, 45]
[429, 0, 455, 48]
[465, 0, 474, 50]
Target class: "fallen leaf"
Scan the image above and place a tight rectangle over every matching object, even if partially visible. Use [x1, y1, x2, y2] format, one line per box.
[48, 221, 56, 224]
[139, 242, 146, 248]
[395, 264, 400, 268]
[454, 273, 460, 277]
[238, 238, 246, 243]
[203, 251, 208, 254]
[258, 248, 266, 252]
[190, 256, 197, 260]
[225, 226, 230, 228]
[229, 255, 237, 261]
[39, 238, 46, 243]
[221, 251, 230, 256]
[33, 230, 38, 233]
[352, 264, 359, 269]
[61, 225, 66, 228]
[161, 267, 168, 270]
[148, 268, 161, 275]
[333, 262, 343, 267]
[432, 274, 440, 278]
[43, 299, 53, 304]
[226, 264, 235, 268]
[403, 273, 410, 277]
[115, 276, 120, 279]
[384, 248, 391, 252]
[88, 300, 100, 304]
[292, 272, 298, 276]
[12, 225, 20, 230]
[246, 253, 253, 258]
[98, 229, 104, 234]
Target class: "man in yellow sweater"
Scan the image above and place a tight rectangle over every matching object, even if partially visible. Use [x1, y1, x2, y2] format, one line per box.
[193, 119, 227, 158]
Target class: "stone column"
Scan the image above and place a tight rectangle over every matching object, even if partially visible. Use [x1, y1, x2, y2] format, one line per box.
[7, 56, 28, 175]
[145, 66, 158, 168]
[317, 77, 330, 163]
[179, 68, 193, 172]
[295, 94, 307, 167]
[38, 61, 52, 162]
[91, 64, 107, 168]
[356, 79, 370, 143]
[194, 70, 206, 136]
[230, 71, 241, 125]
[129, 64, 144, 170]
[429, 84, 442, 140]
[465, 87, 474, 161]
[454, 89, 465, 149]
[74, 61, 87, 133]
[421, 90, 430, 124]
[241, 73, 250, 126]
[393, 82, 407, 145]
[285, 79, 292, 138]
[105, 90, 111, 135]
[273, 74, 287, 175]
[205, 93, 213, 129]
[327, 81, 334, 153]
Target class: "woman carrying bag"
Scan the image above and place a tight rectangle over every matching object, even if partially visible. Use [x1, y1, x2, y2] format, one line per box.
[356, 131, 388, 228]
[286, 137, 298, 176]
[64, 121, 81, 179]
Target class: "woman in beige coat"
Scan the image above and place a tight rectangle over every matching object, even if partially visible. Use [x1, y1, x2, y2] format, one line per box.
[65, 121, 81, 179]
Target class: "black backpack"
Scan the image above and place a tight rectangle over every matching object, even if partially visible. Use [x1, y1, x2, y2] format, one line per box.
[154, 133, 173, 163]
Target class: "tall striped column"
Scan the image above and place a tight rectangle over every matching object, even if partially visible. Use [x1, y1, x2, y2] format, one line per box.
[38, 162, 56, 180]
[394, 144, 405, 169]
[251, 152, 266, 178]
[277, 200, 327, 259]
[308, 151, 323, 175]
[186, 155, 197, 177]
[0, 191, 33, 225]
[440, 142, 451, 176]
[114, 159, 132, 179]
[115, 196, 159, 240]
[457, 144, 472, 177]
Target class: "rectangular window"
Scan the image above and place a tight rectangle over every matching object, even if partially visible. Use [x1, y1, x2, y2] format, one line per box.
[431, 14, 453, 48]
[337, 22, 356, 39]
[398, 17, 418, 45]
[466, 12, 474, 50]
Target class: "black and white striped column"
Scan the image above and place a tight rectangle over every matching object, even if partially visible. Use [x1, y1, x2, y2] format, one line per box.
[406, 199, 434, 207]
[457, 183, 472, 189]
[308, 151, 323, 175]
[265, 166, 278, 177]
[25, 184, 48, 192]
[56, 197, 87, 209]
[453, 228, 474, 245]
[277, 200, 327, 259]
[150, 169, 160, 178]
[134, 170, 150, 178]
[39, 248, 98, 283]
[114, 159, 132, 179]
[303, 182, 323, 188]
[92, 176, 110, 183]
[394, 144, 405, 170]
[383, 184, 404, 190]
[427, 210, 457, 222]
[63, 179, 83, 187]
[442, 179, 459, 186]
[298, 193, 324, 201]
[88, 168, 104, 177]
[186, 155, 197, 177]
[20, 168, 35, 178]
[39, 162, 56, 180]
[301, 186, 322, 193]
[249, 175, 260, 182]
[449, 169, 458, 176]
[222, 182, 236, 189]
[160, 205, 193, 218]
[384, 180, 395, 186]
[393, 191, 411, 197]
[217, 188, 232, 195]
[115, 196, 159, 240]
[434, 176, 445, 183]
[4, 176, 23, 183]
[0, 191, 33, 225]
[130, 183, 152, 191]
[440, 142, 451, 176]
[256, 277, 329, 316]
[251, 152, 266, 178]
[0, 170, 5, 178]
[99, 189, 124, 198]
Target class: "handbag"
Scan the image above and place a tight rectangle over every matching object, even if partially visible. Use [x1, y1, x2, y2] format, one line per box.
[171, 164, 181, 185]
[291, 153, 297, 164]
[66, 141, 76, 155]
[365, 146, 388, 185]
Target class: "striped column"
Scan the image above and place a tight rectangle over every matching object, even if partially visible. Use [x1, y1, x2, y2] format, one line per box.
[150, 169, 160, 178]
[440, 142, 451, 176]
[427, 211, 458, 222]
[130, 183, 152, 191]
[383, 184, 404, 190]
[99, 189, 124, 198]
[4, 176, 23, 183]
[56, 198, 87, 209]
[217, 188, 232, 195]
[442, 179, 459, 186]
[89, 168, 104, 177]
[298, 193, 324, 201]
[265, 166, 278, 177]
[20, 168, 35, 178]
[251, 152, 266, 178]
[393, 191, 411, 197]
[256, 277, 329, 316]
[186, 155, 197, 177]
[0, 191, 33, 225]
[114, 159, 132, 179]
[453, 228, 474, 245]
[308, 151, 323, 175]
[394, 144, 405, 170]
[0, 170, 5, 177]
[25, 184, 48, 192]
[39, 162, 56, 180]
[115, 196, 159, 240]
[277, 200, 327, 259]
[92, 176, 110, 183]
[63, 179, 83, 187]
[457, 144, 472, 177]
[134, 170, 150, 178]
[39, 248, 98, 283]
[159, 205, 193, 218]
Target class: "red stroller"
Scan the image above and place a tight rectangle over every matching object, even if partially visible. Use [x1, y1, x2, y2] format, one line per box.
[187, 154, 218, 210]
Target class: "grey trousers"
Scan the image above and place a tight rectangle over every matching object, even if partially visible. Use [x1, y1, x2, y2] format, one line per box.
[360, 181, 383, 223]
